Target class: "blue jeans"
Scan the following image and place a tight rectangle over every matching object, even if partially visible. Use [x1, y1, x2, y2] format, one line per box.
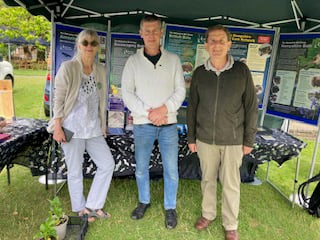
[133, 124, 179, 210]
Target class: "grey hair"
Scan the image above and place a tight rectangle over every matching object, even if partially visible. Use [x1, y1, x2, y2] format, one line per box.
[205, 25, 231, 42]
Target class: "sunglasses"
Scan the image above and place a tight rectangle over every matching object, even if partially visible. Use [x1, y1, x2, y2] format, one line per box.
[81, 40, 99, 47]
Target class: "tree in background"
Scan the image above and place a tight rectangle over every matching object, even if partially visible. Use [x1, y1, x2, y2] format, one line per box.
[0, 0, 50, 58]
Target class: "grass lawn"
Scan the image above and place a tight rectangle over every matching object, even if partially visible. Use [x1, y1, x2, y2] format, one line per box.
[0, 70, 320, 239]
[12, 69, 49, 120]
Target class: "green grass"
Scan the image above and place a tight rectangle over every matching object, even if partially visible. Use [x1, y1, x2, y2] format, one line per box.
[1, 163, 320, 240]
[1, 70, 320, 239]
[14, 69, 48, 76]
[13, 70, 48, 120]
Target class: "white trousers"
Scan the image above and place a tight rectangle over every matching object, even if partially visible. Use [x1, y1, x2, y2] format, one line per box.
[62, 136, 115, 212]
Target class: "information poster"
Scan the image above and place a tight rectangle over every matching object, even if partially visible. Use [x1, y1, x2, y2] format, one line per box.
[108, 33, 143, 131]
[163, 25, 206, 108]
[54, 23, 107, 76]
[267, 33, 320, 125]
[228, 27, 275, 108]
[163, 24, 276, 112]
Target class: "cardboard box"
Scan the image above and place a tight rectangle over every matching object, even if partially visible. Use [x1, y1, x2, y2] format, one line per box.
[0, 80, 14, 119]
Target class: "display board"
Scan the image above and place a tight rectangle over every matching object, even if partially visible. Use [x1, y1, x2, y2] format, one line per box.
[163, 24, 276, 126]
[163, 24, 276, 110]
[108, 33, 143, 132]
[54, 23, 107, 76]
[228, 26, 276, 108]
[267, 33, 320, 125]
[163, 24, 206, 108]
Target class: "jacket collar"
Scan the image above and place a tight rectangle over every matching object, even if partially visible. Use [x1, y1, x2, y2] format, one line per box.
[72, 55, 97, 80]
[204, 54, 234, 74]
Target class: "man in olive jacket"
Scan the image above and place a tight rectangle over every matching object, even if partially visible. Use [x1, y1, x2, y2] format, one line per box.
[187, 25, 258, 240]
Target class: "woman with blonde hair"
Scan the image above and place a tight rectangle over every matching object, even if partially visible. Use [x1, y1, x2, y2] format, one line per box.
[48, 29, 115, 222]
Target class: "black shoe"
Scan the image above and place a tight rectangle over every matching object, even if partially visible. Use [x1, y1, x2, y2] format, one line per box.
[165, 209, 177, 229]
[131, 203, 150, 220]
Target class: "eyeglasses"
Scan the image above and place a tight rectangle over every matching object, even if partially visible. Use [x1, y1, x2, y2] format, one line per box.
[142, 30, 161, 36]
[81, 40, 99, 47]
[207, 39, 228, 45]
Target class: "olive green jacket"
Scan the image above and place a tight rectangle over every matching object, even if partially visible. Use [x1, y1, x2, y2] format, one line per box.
[187, 61, 258, 147]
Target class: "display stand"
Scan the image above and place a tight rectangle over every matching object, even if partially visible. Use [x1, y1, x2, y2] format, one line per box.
[305, 125, 320, 197]
[265, 152, 303, 208]
[38, 173, 67, 196]
[247, 177, 263, 186]
[41, 137, 67, 196]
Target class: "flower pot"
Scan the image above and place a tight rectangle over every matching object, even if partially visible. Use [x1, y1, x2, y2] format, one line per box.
[54, 215, 68, 240]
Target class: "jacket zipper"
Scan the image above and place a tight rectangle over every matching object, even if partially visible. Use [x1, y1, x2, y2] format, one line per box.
[212, 75, 220, 144]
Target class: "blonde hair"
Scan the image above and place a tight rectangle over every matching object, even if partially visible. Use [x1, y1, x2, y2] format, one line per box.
[74, 29, 99, 57]
[140, 14, 162, 30]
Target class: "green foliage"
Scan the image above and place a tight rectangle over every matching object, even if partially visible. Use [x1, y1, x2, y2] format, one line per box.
[0, 42, 8, 57]
[297, 38, 320, 70]
[34, 197, 66, 239]
[48, 197, 67, 226]
[33, 214, 57, 240]
[0, 0, 51, 49]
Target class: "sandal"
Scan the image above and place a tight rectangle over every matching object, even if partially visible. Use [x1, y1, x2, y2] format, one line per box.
[84, 208, 111, 222]
[77, 210, 84, 217]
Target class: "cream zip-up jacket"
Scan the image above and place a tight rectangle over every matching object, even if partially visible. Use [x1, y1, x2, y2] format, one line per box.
[47, 56, 107, 134]
[121, 48, 186, 124]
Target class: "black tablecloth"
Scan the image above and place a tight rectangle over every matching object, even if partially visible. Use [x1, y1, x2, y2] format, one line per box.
[35, 132, 198, 179]
[0, 118, 49, 173]
[0, 119, 306, 183]
[240, 128, 306, 182]
[39, 128, 306, 183]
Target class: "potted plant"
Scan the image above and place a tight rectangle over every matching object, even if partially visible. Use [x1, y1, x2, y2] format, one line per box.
[33, 214, 58, 240]
[48, 197, 68, 240]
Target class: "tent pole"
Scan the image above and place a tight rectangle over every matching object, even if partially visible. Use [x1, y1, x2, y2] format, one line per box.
[259, 27, 280, 127]
[105, 20, 111, 128]
[49, 10, 55, 119]
[304, 24, 320, 33]
[292, 0, 304, 17]
[291, 0, 301, 30]
[262, 18, 297, 28]
[8, 43, 11, 62]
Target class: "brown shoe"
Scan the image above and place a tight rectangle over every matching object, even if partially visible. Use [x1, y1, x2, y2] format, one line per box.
[225, 230, 239, 240]
[195, 216, 212, 230]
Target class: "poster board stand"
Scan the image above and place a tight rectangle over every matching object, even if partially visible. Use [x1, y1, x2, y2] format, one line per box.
[265, 153, 302, 208]
[306, 124, 320, 197]
[264, 32, 320, 205]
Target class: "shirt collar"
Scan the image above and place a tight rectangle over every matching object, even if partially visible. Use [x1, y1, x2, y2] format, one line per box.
[204, 54, 234, 74]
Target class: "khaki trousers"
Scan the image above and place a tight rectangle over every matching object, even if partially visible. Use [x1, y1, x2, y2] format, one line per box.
[197, 140, 243, 231]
